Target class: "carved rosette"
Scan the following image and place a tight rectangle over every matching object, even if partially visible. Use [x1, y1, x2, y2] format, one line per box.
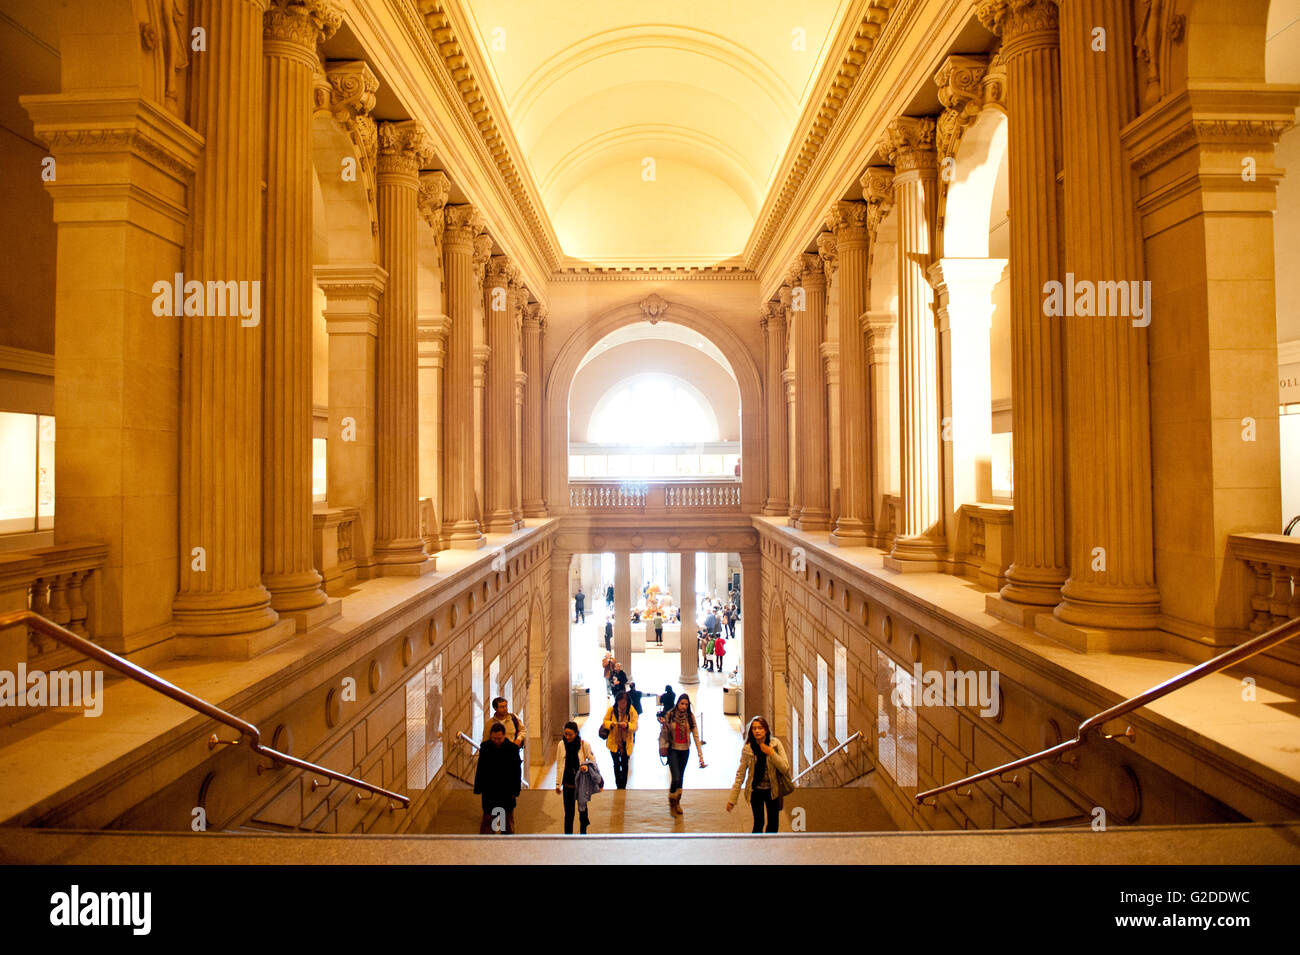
[935, 55, 988, 163]
[816, 232, 838, 285]
[639, 293, 669, 324]
[376, 120, 434, 180]
[442, 204, 485, 253]
[883, 116, 937, 174]
[417, 170, 450, 241]
[264, 0, 341, 55]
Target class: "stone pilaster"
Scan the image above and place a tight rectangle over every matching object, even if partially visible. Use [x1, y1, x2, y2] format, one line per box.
[818, 233, 842, 529]
[1042, 0, 1161, 646]
[977, 0, 1071, 623]
[614, 551, 633, 670]
[791, 254, 831, 532]
[548, 549, 574, 728]
[780, 284, 800, 524]
[261, 0, 341, 626]
[373, 120, 435, 574]
[416, 170, 451, 546]
[482, 255, 516, 533]
[760, 302, 790, 516]
[861, 167, 896, 550]
[678, 550, 698, 685]
[508, 274, 527, 527]
[521, 303, 548, 516]
[826, 200, 873, 545]
[316, 264, 385, 578]
[881, 117, 946, 572]
[173, 0, 293, 653]
[442, 204, 487, 548]
[934, 54, 989, 257]
[740, 550, 763, 717]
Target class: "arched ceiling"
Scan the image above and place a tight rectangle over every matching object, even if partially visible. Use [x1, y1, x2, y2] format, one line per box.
[461, 1, 849, 266]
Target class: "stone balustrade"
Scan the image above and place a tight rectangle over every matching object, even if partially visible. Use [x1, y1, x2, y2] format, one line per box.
[1229, 533, 1300, 634]
[0, 542, 107, 660]
[954, 503, 1015, 590]
[568, 480, 742, 512]
[312, 507, 361, 595]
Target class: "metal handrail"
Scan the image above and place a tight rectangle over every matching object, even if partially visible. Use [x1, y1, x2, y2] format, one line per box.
[0, 610, 409, 809]
[915, 616, 1300, 804]
[793, 731, 864, 783]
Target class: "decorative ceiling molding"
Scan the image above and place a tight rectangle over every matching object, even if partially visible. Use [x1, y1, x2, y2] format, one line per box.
[742, 0, 901, 271]
[411, 0, 563, 273]
[551, 265, 758, 283]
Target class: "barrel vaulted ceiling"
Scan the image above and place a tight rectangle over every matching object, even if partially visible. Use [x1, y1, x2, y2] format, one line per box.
[458, 0, 850, 267]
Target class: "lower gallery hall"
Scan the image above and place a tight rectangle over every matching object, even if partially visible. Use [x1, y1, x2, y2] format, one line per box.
[0, 0, 1298, 896]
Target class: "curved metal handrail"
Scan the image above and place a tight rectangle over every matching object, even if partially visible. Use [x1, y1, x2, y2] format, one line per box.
[915, 616, 1300, 804]
[1284, 515, 1300, 536]
[457, 731, 479, 753]
[793, 731, 864, 783]
[0, 610, 409, 809]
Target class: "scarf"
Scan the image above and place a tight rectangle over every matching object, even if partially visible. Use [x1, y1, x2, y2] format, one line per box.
[668, 707, 692, 744]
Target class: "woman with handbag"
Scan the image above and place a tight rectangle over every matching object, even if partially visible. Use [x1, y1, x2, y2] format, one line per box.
[658, 694, 705, 814]
[725, 716, 791, 833]
[601, 691, 637, 789]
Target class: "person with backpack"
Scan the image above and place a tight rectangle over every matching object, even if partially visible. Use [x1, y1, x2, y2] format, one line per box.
[726, 716, 791, 833]
[555, 721, 600, 834]
[482, 696, 525, 747]
[658, 694, 705, 814]
[602, 691, 637, 789]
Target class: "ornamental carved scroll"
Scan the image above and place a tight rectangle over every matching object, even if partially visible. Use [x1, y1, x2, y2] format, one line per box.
[639, 293, 669, 324]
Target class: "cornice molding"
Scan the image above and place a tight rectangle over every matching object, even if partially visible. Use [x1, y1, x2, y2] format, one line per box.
[549, 265, 758, 283]
[743, 0, 902, 271]
[0, 345, 54, 378]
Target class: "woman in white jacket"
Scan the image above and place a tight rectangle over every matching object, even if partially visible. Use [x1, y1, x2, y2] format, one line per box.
[555, 721, 597, 834]
[725, 716, 790, 833]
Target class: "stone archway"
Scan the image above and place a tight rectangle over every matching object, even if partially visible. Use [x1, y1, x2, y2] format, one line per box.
[543, 296, 766, 511]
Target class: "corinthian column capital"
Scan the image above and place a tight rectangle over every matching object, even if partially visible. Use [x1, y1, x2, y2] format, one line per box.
[264, 0, 340, 50]
[816, 232, 838, 284]
[824, 200, 870, 242]
[860, 166, 895, 242]
[976, 0, 1059, 41]
[523, 302, 547, 330]
[418, 170, 450, 235]
[883, 116, 938, 173]
[760, 300, 786, 328]
[787, 252, 824, 288]
[376, 120, 434, 178]
[484, 253, 513, 288]
[472, 233, 494, 284]
[935, 55, 989, 162]
[324, 60, 378, 125]
[443, 204, 485, 251]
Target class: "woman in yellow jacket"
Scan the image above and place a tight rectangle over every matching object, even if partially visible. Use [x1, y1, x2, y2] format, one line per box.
[602, 691, 637, 789]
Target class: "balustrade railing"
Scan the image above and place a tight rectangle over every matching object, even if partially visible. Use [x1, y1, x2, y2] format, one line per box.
[312, 506, 360, 594]
[568, 480, 741, 511]
[1229, 533, 1300, 633]
[0, 541, 107, 665]
[954, 503, 1014, 590]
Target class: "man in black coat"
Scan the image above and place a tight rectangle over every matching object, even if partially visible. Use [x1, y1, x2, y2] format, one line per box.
[604, 615, 613, 651]
[474, 722, 522, 834]
[574, 588, 586, 623]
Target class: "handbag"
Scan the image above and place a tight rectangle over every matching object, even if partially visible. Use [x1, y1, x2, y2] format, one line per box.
[598, 723, 610, 740]
[658, 722, 670, 760]
[773, 759, 796, 798]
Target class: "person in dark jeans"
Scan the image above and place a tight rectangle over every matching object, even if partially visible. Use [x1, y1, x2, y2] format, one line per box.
[573, 588, 585, 623]
[474, 722, 521, 833]
[604, 616, 613, 651]
[659, 694, 704, 814]
[606, 583, 614, 608]
[554, 721, 595, 834]
[602, 692, 637, 789]
[726, 716, 789, 833]
[627, 682, 644, 716]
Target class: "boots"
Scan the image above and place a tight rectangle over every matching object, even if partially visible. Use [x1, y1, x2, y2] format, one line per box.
[668, 792, 683, 815]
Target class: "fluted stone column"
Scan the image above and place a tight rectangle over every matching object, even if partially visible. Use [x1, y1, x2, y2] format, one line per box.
[482, 255, 516, 533]
[614, 551, 632, 670]
[818, 233, 841, 528]
[174, 0, 291, 651]
[521, 303, 547, 516]
[549, 549, 574, 725]
[864, 310, 897, 547]
[791, 254, 831, 532]
[261, 0, 340, 626]
[678, 550, 699, 685]
[441, 204, 487, 548]
[781, 283, 800, 524]
[760, 302, 790, 516]
[417, 170, 451, 547]
[978, 0, 1070, 623]
[372, 121, 434, 575]
[883, 117, 946, 572]
[1042, 0, 1161, 645]
[508, 276, 527, 528]
[826, 200, 873, 544]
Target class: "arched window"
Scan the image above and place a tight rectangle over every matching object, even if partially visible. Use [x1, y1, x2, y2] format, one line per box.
[588, 374, 719, 445]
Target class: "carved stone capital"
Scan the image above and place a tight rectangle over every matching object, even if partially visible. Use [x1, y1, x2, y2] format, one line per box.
[523, 302, 548, 330]
[443, 204, 486, 250]
[935, 55, 988, 162]
[789, 252, 825, 289]
[325, 61, 378, 125]
[760, 301, 786, 328]
[824, 199, 869, 243]
[883, 116, 937, 173]
[977, 0, 1058, 42]
[376, 120, 434, 178]
[472, 233, 494, 280]
[982, 51, 1007, 113]
[778, 285, 793, 310]
[417, 170, 450, 236]
[485, 254, 514, 288]
[264, 0, 340, 51]
[816, 232, 837, 283]
[860, 167, 895, 241]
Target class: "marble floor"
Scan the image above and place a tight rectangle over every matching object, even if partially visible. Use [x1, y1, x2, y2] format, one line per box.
[532, 614, 749, 792]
